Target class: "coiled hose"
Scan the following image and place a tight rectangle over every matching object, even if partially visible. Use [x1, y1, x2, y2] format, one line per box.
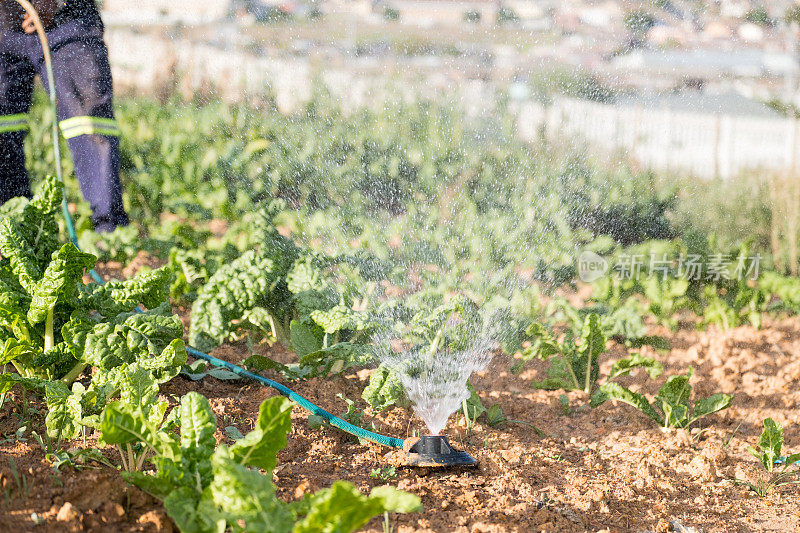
[15, 0, 404, 449]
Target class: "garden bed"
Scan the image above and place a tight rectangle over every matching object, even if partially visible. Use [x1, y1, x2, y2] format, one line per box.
[2, 306, 798, 532]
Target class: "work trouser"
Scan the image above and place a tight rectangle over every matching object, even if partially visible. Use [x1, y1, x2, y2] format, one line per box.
[0, 17, 128, 232]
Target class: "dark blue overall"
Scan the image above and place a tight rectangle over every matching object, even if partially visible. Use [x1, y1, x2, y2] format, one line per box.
[0, 3, 128, 232]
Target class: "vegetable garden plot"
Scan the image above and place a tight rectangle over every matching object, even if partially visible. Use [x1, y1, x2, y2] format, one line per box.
[1, 95, 799, 532]
[2, 310, 799, 531]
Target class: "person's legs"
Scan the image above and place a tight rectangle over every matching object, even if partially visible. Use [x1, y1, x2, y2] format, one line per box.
[37, 20, 128, 232]
[0, 47, 34, 203]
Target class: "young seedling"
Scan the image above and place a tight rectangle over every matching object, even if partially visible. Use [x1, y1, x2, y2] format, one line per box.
[461, 383, 485, 435]
[484, 404, 505, 427]
[369, 466, 397, 481]
[47, 448, 111, 472]
[518, 313, 663, 408]
[734, 418, 800, 497]
[593, 368, 732, 429]
[224, 425, 245, 442]
[463, 383, 545, 436]
[309, 394, 374, 444]
[6, 458, 28, 499]
[558, 394, 571, 416]
[337, 393, 366, 427]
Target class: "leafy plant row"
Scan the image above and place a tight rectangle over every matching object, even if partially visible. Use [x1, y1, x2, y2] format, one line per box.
[590, 239, 800, 331]
[0, 176, 186, 444]
[0, 177, 421, 532]
[101, 392, 420, 532]
[516, 312, 732, 429]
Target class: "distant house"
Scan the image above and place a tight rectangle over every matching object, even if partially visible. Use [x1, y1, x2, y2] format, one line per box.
[359, 0, 552, 27]
[577, 4, 619, 28]
[647, 24, 687, 46]
[504, 0, 544, 20]
[232, 0, 298, 22]
[718, 0, 748, 18]
[102, 0, 231, 24]
[613, 92, 783, 119]
[702, 21, 732, 40]
[737, 22, 765, 42]
[324, 0, 373, 18]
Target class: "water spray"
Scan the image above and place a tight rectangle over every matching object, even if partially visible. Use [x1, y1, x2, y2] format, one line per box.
[19, 0, 480, 468]
[375, 309, 492, 467]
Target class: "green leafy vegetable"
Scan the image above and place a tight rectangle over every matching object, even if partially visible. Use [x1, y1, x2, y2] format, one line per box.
[0, 175, 185, 441]
[735, 418, 800, 496]
[362, 364, 407, 411]
[515, 312, 664, 411]
[189, 203, 377, 380]
[594, 368, 732, 428]
[100, 392, 420, 533]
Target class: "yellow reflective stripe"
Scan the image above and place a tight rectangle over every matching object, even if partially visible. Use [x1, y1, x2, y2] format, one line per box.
[59, 116, 119, 139]
[0, 113, 29, 134]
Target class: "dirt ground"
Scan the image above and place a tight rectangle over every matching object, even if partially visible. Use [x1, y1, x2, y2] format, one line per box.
[1, 282, 799, 531]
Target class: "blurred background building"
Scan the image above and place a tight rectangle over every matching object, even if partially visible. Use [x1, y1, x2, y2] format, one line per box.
[100, 0, 800, 179]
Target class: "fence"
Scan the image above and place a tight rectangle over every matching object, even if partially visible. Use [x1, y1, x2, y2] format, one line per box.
[517, 97, 800, 179]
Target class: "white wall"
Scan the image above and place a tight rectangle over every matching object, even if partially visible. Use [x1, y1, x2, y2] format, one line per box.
[518, 97, 800, 179]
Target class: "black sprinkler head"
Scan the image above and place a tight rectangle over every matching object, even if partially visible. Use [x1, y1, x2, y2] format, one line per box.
[403, 435, 477, 467]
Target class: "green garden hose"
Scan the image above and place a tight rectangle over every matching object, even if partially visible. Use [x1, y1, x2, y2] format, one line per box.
[17, 0, 404, 450]
[185, 347, 404, 448]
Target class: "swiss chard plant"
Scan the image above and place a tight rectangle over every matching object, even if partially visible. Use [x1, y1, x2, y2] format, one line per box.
[188, 202, 300, 350]
[693, 242, 769, 330]
[460, 381, 543, 435]
[100, 391, 421, 533]
[514, 313, 663, 402]
[759, 271, 800, 314]
[593, 367, 732, 428]
[734, 418, 800, 497]
[700, 281, 769, 330]
[0, 176, 186, 442]
[189, 202, 378, 378]
[361, 363, 408, 411]
[543, 296, 668, 351]
[641, 275, 692, 330]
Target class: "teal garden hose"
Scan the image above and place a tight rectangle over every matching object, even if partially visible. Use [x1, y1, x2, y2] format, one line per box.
[185, 347, 404, 448]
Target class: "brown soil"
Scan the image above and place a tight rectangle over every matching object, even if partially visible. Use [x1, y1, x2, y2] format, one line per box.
[2, 263, 799, 532]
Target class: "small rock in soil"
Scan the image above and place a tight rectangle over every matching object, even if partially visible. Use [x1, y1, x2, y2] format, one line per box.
[685, 455, 716, 482]
[701, 441, 727, 464]
[531, 508, 551, 525]
[294, 479, 310, 499]
[56, 502, 80, 522]
[126, 486, 152, 508]
[99, 501, 126, 523]
[671, 519, 702, 532]
[138, 509, 173, 533]
[655, 518, 671, 532]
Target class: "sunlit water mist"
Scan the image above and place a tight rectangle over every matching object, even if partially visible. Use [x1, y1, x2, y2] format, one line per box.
[375, 337, 493, 435]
